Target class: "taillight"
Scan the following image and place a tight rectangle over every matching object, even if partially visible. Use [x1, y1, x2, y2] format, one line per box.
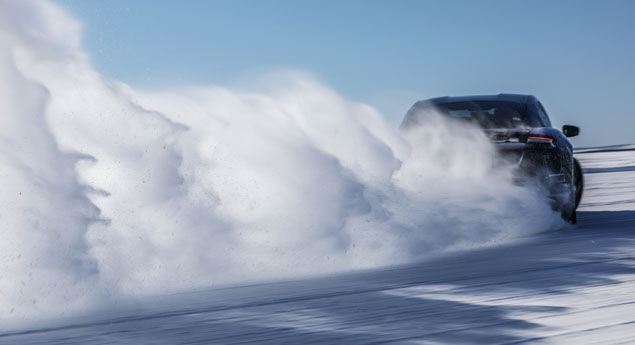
[527, 136, 555, 145]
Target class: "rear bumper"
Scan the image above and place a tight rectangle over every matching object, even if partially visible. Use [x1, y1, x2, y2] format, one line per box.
[511, 171, 574, 212]
[496, 144, 574, 211]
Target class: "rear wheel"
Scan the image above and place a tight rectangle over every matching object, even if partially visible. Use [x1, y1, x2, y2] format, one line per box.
[573, 158, 583, 209]
[562, 158, 583, 224]
[562, 208, 577, 224]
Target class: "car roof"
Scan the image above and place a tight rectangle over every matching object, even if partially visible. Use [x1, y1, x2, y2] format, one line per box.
[414, 93, 534, 107]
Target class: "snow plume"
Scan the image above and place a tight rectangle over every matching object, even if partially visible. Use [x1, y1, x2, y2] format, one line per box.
[0, 0, 560, 323]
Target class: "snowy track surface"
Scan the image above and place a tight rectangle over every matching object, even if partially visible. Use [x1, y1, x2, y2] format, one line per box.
[2, 148, 635, 345]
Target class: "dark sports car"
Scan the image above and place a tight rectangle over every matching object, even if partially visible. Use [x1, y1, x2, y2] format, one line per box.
[401, 94, 583, 223]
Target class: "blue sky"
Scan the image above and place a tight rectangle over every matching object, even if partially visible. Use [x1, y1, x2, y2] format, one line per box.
[55, 0, 635, 147]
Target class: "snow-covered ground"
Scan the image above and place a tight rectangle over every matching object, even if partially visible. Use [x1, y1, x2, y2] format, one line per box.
[2, 147, 634, 344]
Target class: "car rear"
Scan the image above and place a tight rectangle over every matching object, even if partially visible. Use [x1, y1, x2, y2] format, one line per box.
[401, 95, 577, 220]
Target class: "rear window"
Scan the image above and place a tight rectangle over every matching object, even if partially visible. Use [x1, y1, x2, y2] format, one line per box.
[407, 101, 540, 128]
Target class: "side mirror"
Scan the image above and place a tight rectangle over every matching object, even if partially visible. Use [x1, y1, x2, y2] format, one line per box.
[562, 125, 579, 137]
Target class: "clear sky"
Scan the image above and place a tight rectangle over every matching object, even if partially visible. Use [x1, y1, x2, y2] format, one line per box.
[54, 0, 635, 147]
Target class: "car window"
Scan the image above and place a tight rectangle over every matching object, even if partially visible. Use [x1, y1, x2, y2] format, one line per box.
[408, 101, 537, 128]
[537, 102, 552, 127]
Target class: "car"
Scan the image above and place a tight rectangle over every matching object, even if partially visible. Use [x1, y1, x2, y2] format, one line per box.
[400, 94, 583, 223]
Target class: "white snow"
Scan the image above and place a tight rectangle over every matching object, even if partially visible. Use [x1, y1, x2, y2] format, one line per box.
[2, 148, 634, 344]
[2, 1, 635, 343]
[0, 0, 561, 323]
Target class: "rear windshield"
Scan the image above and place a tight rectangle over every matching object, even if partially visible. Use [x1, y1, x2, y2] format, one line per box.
[407, 101, 538, 128]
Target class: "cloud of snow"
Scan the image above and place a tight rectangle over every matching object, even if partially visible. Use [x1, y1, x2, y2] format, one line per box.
[0, 0, 560, 324]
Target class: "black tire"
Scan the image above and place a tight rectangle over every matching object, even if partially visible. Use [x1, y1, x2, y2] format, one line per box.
[569, 209, 577, 224]
[573, 158, 583, 209]
[562, 208, 577, 224]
